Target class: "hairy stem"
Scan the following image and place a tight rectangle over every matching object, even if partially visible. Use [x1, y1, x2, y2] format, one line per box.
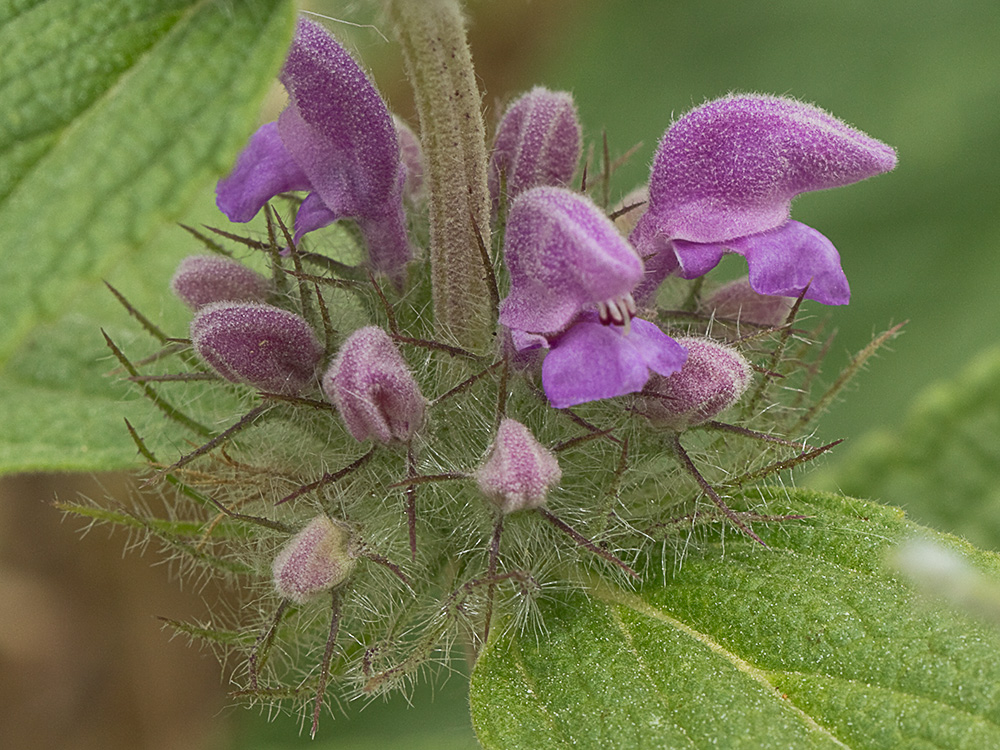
[387, 0, 494, 351]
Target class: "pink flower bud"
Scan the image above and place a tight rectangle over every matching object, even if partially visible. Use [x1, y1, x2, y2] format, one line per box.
[475, 419, 562, 514]
[489, 87, 582, 208]
[640, 338, 752, 430]
[701, 278, 796, 328]
[191, 302, 324, 395]
[394, 115, 425, 202]
[272, 515, 356, 603]
[322, 327, 425, 444]
[170, 255, 269, 310]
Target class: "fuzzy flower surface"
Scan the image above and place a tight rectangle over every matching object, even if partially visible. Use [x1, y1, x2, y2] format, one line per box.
[216, 19, 413, 283]
[488, 87, 582, 209]
[630, 95, 897, 305]
[190, 302, 323, 395]
[170, 255, 269, 310]
[499, 186, 687, 408]
[272, 515, 356, 603]
[322, 326, 425, 444]
[640, 337, 753, 431]
[475, 419, 562, 514]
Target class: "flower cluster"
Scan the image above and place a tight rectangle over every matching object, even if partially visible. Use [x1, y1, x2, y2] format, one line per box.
[98, 14, 897, 735]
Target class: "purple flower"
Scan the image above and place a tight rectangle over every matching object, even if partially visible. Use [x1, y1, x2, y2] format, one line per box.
[630, 95, 897, 305]
[170, 255, 269, 310]
[488, 87, 582, 210]
[191, 302, 323, 395]
[322, 326, 425, 444]
[216, 19, 413, 285]
[499, 187, 687, 408]
[475, 419, 562, 514]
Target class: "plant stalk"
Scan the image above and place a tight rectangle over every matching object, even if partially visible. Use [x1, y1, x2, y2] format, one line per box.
[387, 0, 494, 352]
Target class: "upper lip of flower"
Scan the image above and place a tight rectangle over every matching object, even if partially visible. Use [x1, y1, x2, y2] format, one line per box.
[214, 18, 413, 283]
[498, 186, 644, 339]
[498, 186, 687, 408]
[629, 93, 897, 306]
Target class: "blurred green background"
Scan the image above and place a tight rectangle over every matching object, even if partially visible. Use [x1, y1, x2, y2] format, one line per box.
[2, 0, 998, 748]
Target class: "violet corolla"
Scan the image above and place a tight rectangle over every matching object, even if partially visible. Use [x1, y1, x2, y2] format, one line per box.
[630, 95, 897, 304]
[499, 186, 687, 408]
[216, 19, 414, 284]
[170, 255, 269, 310]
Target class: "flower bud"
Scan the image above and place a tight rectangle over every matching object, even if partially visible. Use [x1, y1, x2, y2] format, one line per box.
[272, 515, 356, 603]
[170, 255, 269, 310]
[489, 87, 582, 209]
[701, 278, 795, 328]
[639, 338, 752, 430]
[394, 115, 425, 202]
[475, 419, 562, 514]
[322, 327, 425, 444]
[191, 302, 323, 395]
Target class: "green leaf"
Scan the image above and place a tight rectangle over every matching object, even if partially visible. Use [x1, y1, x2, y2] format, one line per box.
[811, 346, 1000, 550]
[0, 0, 296, 475]
[470, 488, 1000, 749]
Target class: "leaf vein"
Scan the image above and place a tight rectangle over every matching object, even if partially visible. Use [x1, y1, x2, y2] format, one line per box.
[590, 577, 852, 749]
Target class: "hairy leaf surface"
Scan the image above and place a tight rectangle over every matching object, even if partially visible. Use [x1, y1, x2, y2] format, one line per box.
[0, 0, 296, 474]
[471, 489, 1000, 749]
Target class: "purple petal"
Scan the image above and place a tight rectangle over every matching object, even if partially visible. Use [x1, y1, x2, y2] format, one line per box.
[541, 315, 686, 408]
[279, 19, 403, 221]
[669, 238, 726, 280]
[630, 317, 689, 377]
[357, 204, 414, 288]
[640, 337, 752, 431]
[644, 95, 897, 244]
[629, 213, 679, 304]
[294, 192, 338, 241]
[475, 419, 562, 514]
[733, 220, 850, 305]
[277, 104, 361, 220]
[489, 87, 582, 208]
[322, 326, 425, 444]
[216, 122, 311, 223]
[499, 187, 643, 335]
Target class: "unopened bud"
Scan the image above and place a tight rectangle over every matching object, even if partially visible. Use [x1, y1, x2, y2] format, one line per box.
[394, 115, 425, 202]
[489, 87, 582, 209]
[191, 302, 323, 395]
[701, 278, 795, 328]
[272, 515, 356, 603]
[640, 338, 752, 430]
[475, 419, 562, 514]
[170, 255, 269, 310]
[322, 327, 425, 444]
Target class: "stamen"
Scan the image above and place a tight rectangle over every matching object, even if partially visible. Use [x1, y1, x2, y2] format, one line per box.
[597, 295, 637, 336]
[607, 300, 624, 325]
[623, 292, 637, 318]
